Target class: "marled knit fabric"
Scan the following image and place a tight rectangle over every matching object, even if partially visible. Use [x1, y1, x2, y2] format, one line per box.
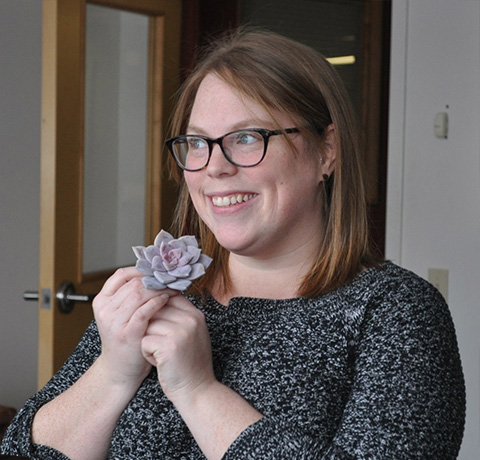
[2, 262, 465, 459]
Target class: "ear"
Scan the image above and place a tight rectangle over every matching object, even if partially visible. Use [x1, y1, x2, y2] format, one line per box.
[321, 124, 336, 179]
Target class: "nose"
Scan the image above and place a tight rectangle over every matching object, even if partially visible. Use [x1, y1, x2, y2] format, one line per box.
[206, 143, 237, 176]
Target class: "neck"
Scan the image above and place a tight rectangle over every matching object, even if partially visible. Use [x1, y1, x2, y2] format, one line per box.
[214, 237, 321, 304]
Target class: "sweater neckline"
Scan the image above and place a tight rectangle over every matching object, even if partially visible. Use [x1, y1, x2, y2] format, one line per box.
[201, 262, 386, 310]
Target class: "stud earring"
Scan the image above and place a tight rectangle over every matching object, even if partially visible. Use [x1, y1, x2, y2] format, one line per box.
[322, 174, 329, 182]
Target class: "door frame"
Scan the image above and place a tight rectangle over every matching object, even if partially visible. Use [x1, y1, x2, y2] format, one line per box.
[38, 0, 181, 387]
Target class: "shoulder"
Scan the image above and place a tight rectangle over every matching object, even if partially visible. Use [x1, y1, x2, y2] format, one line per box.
[326, 261, 457, 343]
[366, 261, 449, 318]
[374, 261, 440, 296]
[348, 262, 461, 364]
[340, 261, 447, 314]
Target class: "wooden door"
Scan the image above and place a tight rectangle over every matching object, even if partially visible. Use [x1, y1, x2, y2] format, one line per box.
[38, 0, 181, 388]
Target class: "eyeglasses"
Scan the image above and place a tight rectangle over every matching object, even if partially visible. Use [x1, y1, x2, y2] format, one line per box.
[166, 127, 299, 171]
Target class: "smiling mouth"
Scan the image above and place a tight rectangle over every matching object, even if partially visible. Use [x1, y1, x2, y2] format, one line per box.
[212, 193, 256, 207]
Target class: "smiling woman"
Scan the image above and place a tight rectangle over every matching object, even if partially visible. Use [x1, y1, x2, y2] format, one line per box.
[1, 28, 465, 460]
[178, 73, 331, 289]
[170, 30, 368, 299]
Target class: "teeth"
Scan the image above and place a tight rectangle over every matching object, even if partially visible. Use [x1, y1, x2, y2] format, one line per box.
[212, 193, 255, 207]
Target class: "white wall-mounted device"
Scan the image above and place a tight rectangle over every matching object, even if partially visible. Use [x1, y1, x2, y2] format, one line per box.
[434, 112, 448, 139]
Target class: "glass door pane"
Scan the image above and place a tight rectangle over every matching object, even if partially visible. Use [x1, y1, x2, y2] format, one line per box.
[83, 4, 149, 274]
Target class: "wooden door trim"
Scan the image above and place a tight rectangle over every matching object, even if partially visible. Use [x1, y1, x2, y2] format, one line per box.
[39, 0, 181, 388]
[88, 0, 178, 16]
[40, 0, 84, 386]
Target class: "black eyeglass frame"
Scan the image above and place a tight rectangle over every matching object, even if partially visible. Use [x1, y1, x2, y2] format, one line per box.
[166, 127, 300, 171]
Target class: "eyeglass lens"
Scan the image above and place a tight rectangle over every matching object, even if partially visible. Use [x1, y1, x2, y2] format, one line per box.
[172, 130, 266, 170]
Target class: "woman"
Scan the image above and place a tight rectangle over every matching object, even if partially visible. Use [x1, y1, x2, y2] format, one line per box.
[2, 29, 465, 459]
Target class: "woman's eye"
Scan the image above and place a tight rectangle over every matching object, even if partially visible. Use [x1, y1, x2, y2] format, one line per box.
[189, 138, 207, 149]
[235, 132, 259, 145]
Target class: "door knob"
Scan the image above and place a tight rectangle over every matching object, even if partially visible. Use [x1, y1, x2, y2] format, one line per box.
[23, 281, 96, 314]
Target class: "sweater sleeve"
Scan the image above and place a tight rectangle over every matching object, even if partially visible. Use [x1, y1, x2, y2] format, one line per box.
[223, 276, 465, 459]
[0, 321, 101, 459]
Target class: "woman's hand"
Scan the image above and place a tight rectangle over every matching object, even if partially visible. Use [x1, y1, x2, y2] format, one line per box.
[93, 267, 177, 387]
[141, 295, 216, 402]
[141, 295, 263, 460]
[32, 267, 180, 459]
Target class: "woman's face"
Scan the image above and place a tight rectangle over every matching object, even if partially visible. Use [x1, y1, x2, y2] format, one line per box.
[184, 73, 334, 260]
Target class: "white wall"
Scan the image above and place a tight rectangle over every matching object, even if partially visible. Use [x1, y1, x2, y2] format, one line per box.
[1, 0, 479, 457]
[0, 0, 41, 409]
[386, 0, 480, 458]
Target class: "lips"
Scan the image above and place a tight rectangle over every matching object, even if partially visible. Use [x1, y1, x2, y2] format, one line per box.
[211, 193, 256, 207]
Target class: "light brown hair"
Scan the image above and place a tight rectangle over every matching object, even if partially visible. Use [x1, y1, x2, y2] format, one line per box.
[168, 28, 380, 298]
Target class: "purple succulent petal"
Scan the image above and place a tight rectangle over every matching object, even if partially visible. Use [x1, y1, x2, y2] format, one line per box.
[142, 276, 167, 290]
[132, 246, 146, 260]
[159, 242, 168, 258]
[186, 246, 201, 264]
[151, 255, 167, 272]
[136, 259, 154, 276]
[166, 279, 192, 291]
[154, 230, 174, 247]
[178, 252, 194, 266]
[199, 253, 213, 269]
[188, 263, 206, 280]
[179, 235, 198, 248]
[167, 239, 187, 251]
[154, 271, 177, 284]
[162, 248, 185, 270]
[160, 243, 178, 259]
[170, 248, 184, 259]
[168, 265, 192, 278]
[143, 245, 158, 263]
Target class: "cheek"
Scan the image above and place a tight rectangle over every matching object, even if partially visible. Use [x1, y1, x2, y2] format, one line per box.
[183, 172, 198, 196]
[183, 174, 205, 215]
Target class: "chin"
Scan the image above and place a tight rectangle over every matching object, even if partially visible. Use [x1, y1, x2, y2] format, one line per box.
[214, 234, 253, 254]
[216, 238, 247, 253]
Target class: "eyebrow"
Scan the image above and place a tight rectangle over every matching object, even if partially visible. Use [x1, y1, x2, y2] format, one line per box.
[186, 119, 277, 135]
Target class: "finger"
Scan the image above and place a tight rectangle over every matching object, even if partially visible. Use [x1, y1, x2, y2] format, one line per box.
[115, 283, 185, 321]
[98, 273, 162, 314]
[145, 314, 177, 337]
[147, 302, 205, 337]
[99, 272, 179, 307]
[127, 293, 170, 335]
[93, 276, 144, 324]
[96, 267, 142, 298]
[94, 281, 165, 334]
[141, 334, 166, 366]
[161, 288, 181, 298]
[149, 301, 190, 325]
[158, 293, 196, 313]
[106, 286, 182, 323]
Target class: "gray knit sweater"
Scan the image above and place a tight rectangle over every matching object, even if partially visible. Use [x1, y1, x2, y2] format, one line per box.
[1, 262, 465, 459]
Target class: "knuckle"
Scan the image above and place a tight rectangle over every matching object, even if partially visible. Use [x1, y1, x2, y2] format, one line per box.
[129, 288, 143, 304]
[92, 296, 101, 310]
[184, 313, 202, 331]
[130, 277, 145, 290]
[94, 307, 109, 326]
[192, 308, 205, 323]
[133, 306, 149, 323]
[114, 267, 126, 278]
[92, 295, 107, 314]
